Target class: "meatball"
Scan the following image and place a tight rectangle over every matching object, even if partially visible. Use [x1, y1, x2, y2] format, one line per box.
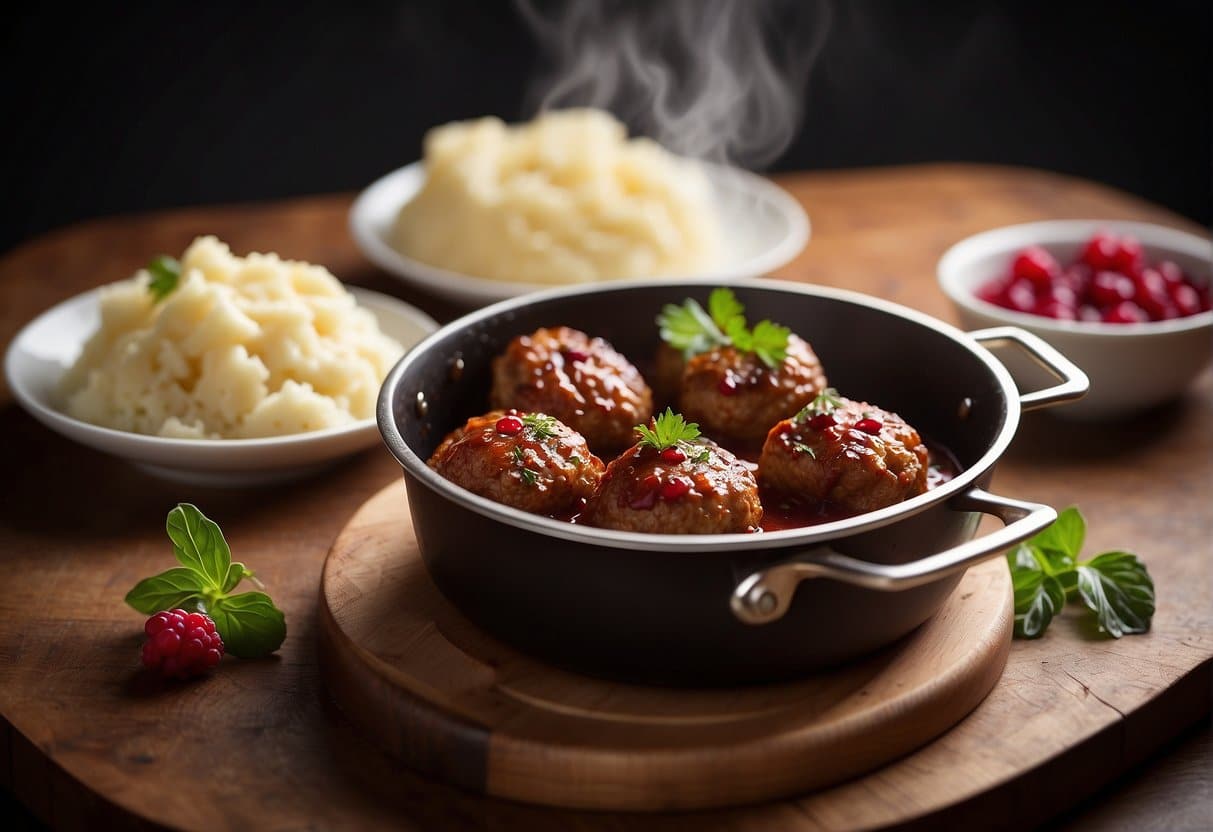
[581, 440, 762, 535]
[679, 334, 827, 443]
[428, 410, 604, 517]
[759, 395, 928, 515]
[651, 343, 686, 408]
[490, 327, 653, 452]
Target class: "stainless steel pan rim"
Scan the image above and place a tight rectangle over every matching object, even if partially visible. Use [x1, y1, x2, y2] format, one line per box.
[378, 276, 1085, 554]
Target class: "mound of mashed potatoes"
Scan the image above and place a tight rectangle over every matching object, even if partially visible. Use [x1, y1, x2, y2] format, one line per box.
[392, 108, 719, 284]
[61, 237, 404, 439]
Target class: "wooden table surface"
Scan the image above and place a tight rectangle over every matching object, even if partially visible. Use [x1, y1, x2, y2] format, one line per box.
[1, 164, 1210, 831]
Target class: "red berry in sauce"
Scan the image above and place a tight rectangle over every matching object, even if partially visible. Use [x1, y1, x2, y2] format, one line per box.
[855, 418, 882, 434]
[563, 349, 590, 364]
[717, 374, 739, 396]
[1081, 232, 1119, 270]
[140, 608, 224, 680]
[495, 415, 524, 436]
[659, 477, 692, 501]
[629, 475, 661, 510]
[1011, 246, 1059, 289]
[808, 413, 836, 430]
[659, 446, 687, 463]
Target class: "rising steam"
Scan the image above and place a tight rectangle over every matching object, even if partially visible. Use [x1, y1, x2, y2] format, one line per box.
[517, 0, 830, 169]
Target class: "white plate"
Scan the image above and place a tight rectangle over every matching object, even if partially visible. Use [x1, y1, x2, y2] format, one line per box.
[4, 286, 437, 487]
[349, 160, 810, 305]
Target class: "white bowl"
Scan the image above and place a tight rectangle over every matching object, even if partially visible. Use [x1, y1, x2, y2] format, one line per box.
[938, 220, 1213, 419]
[349, 160, 810, 305]
[4, 286, 437, 486]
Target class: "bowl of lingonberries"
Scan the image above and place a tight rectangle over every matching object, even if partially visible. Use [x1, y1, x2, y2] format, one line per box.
[938, 220, 1212, 419]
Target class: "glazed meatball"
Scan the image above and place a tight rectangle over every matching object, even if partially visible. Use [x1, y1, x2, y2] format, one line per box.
[490, 327, 653, 452]
[679, 334, 827, 443]
[759, 394, 928, 515]
[429, 410, 605, 517]
[582, 440, 762, 535]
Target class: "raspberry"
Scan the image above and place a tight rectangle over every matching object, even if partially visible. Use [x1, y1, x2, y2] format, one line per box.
[141, 608, 224, 679]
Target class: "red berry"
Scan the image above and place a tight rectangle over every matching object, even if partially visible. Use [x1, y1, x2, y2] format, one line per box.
[855, 418, 882, 434]
[1061, 263, 1093, 293]
[1156, 260, 1185, 287]
[1035, 300, 1078, 320]
[629, 475, 661, 510]
[1102, 301, 1148, 324]
[495, 415, 523, 436]
[976, 277, 1006, 306]
[659, 477, 692, 501]
[1002, 279, 1037, 313]
[1111, 235, 1143, 274]
[1089, 271, 1135, 308]
[1171, 284, 1202, 317]
[141, 610, 224, 679]
[144, 611, 171, 637]
[1011, 246, 1059, 289]
[717, 374, 739, 396]
[563, 349, 589, 364]
[808, 413, 836, 431]
[1134, 269, 1171, 320]
[1081, 232, 1119, 270]
[659, 447, 687, 463]
[1078, 305, 1102, 322]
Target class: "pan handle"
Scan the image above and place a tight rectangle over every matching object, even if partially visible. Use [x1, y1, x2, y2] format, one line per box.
[730, 488, 1055, 625]
[968, 326, 1088, 411]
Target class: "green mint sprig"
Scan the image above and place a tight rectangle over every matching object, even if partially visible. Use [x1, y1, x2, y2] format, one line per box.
[125, 504, 286, 658]
[657, 287, 790, 367]
[1008, 506, 1154, 639]
[146, 255, 181, 302]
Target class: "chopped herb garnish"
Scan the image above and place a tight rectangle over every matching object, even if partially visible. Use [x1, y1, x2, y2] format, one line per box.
[522, 412, 558, 441]
[511, 445, 526, 464]
[796, 387, 844, 422]
[569, 454, 582, 466]
[657, 287, 791, 368]
[692, 447, 712, 464]
[792, 441, 817, 458]
[635, 407, 702, 452]
[519, 468, 539, 486]
[146, 255, 181, 303]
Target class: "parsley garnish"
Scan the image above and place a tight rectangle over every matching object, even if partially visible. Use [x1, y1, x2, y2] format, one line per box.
[792, 441, 817, 458]
[519, 468, 539, 486]
[146, 255, 182, 303]
[569, 454, 582, 466]
[124, 504, 286, 658]
[656, 287, 791, 368]
[635, 407, 702, 452]
[795, 387, 844, 423]
[1008, 507, 1154, 639]
[522, 412, 558, 441]
[511, 445, 526, 464]
[692, 447, 712, 464]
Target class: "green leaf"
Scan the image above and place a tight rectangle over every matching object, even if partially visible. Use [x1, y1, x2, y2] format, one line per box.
[796, 387, 844, 422]
[657, 298, 728, 357]
[749, 319, 791, 368]
[1028, 506, 1085, 571]
[222, 561, 253, 593]
[634, 408, 701, 451]
[1075, 551, 1155, 638]
[521, 412, 557, 441]
[208, 592, 287, 658]
[124, 567, 205, 615]
[166, 503, 231, 592]
[707, 287, 745, 330]
[1010, 566, 1066, 639]
[146, 255, 181, 302]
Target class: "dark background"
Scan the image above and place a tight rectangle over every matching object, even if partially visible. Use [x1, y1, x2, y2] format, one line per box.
[1, 0, 1209, 259]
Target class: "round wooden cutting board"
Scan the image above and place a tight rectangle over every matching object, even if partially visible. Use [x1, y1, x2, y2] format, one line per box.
[318, 481, 1013, 812]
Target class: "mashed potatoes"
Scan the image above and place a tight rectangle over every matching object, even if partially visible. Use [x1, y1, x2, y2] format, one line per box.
[392, 108, 719, 284]
[61, 237, 404, 439]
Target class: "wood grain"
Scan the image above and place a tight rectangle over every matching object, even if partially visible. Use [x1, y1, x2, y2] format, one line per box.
[318, 482, 1012, 811]
[0, 164, 1209, 830]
